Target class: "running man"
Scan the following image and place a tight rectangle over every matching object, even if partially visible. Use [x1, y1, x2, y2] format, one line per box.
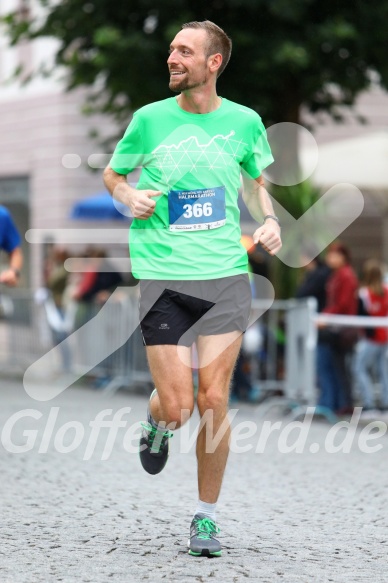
[104, 20, 282, 557]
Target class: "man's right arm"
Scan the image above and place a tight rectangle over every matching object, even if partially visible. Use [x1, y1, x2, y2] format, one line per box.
[103, 166, 161, 220]
[0, 246, 23, 286]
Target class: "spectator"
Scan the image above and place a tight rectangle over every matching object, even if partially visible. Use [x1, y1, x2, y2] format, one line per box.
[71, 248, 124, 385]
[72, 248, 123, 307]
[230, 351, 255, 402]
[45, 247, 73, 373]
[296, 244, 332, 312]
[354, 260, 388, 416]
[0, 206, 23, 286]
[46, 247, 70, 309]
[316, 242, 358, 414]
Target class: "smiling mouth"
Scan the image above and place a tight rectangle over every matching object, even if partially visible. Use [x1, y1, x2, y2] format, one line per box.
[170, 71, 186, 77]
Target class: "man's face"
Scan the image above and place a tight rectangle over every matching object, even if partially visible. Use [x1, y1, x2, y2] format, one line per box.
[167, 28, 210, 92]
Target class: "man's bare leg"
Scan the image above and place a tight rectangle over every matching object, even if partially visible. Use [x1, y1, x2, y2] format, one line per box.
[146, 344, 195, 428]
[196, 332, 242, 503]
[139, 343, 195, 475]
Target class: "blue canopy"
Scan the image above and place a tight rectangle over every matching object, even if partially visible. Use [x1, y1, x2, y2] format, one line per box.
[70, 192, 132, 221]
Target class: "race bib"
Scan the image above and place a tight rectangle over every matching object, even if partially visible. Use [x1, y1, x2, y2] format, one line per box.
[168, 186, 226, 231]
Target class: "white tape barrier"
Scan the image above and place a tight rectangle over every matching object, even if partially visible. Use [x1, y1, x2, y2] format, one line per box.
[315, 314, 388, 327]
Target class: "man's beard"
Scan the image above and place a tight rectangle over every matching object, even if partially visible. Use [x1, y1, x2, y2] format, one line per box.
[169, 77, 190, 92]
[169, 71, 208, 93]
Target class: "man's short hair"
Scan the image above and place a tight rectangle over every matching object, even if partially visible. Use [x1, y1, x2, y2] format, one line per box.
[181, 20, 232, 77]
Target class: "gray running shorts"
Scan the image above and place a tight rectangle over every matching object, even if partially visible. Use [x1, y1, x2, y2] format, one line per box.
[139, 274, 252, 346]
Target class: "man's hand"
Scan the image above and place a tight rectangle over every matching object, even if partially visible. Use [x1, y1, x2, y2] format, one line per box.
[0, 269, 19, 286]
[253, 220, 282, 256]
[103, 166, 161, 220]
[127, 189, 162, 219]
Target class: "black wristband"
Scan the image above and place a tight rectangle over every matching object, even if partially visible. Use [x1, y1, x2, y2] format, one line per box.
[263, 214, 280, 227]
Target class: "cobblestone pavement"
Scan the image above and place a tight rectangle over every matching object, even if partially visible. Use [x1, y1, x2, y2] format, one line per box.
[0, 378, 387, 583]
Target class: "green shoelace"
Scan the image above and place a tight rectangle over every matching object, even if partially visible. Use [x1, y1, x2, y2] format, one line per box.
[141, 422, 173, 453]
[194, 517, 220, 540]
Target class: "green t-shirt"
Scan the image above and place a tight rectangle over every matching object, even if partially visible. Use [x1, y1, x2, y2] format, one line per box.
[109, 97, 273, 280]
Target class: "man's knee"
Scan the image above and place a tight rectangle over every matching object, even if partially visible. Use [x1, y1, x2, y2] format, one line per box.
[161, 397, 194, 428]
[197, 386, 229, 416]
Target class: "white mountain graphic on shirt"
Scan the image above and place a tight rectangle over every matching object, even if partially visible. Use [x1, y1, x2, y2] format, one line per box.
[151, 125, 247, 186]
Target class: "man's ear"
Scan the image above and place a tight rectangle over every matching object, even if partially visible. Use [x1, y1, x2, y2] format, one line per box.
[208, 53, 222, 74]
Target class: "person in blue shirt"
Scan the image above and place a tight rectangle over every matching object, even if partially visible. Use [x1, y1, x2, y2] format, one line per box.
[0, 206, 23, 286]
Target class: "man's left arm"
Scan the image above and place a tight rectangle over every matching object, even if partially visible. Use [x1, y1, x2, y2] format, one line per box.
[242, 174, 282, 256]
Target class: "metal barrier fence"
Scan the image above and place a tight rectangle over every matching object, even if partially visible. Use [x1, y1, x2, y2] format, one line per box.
[0, 288, 319, 402]
[247, 298, 317, 402]
[0, 289, 50, 374]
[0, 287, 151, 390]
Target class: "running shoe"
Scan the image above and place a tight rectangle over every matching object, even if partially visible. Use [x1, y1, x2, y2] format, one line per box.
[139, 389, 172, 475]
[188, 513, 222, 557]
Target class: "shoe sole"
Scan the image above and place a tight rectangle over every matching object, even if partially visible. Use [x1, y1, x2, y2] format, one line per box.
[188, 549, 222, 557]
[187, 540, 222, 557]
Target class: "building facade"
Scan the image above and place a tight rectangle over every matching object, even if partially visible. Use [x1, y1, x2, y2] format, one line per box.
[0, 0, 123, 287]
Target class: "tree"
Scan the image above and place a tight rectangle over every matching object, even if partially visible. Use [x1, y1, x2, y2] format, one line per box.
[3, 0, 387, 297]
[2, 0, 388, 128]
